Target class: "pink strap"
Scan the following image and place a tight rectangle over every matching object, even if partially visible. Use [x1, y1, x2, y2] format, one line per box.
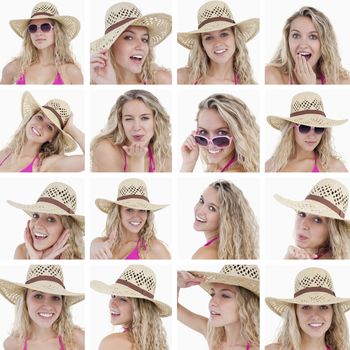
[221, 155, 236, 172]
[203, 235, 219, 247]
[246, 343, 250, 350]
[15, 71, 64, 85]
[312, 153, 319, 173]
[123, 145, 155, 172]
[24, 336, 64, 350]
[125, 239, 141, 260]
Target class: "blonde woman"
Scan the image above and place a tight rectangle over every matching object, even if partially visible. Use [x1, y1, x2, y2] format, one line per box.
[0, 91, 85, 172]
[90, 178, 170, 259]
[91, 89, 171, 172]
[177, 0, 259, 84]
[178, 264, 260, 350]
[265, 92, 347, 172]
[266, 6, 350, 84]
[7, 182, 84, 260]
[265, 267, 350, 350]
[90, 2, 172, 84]
[181, 93, 259, 172]
[191, 179, 258, 259]
[274, 178, 350, 260]
[0, 264, 84, 350]
[91, 265, 171, 350]
[1, 2, 83, 84]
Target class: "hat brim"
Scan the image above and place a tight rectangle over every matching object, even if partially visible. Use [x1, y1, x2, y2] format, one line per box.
[10, 14, 80, 41]
[95, 198, 167, 213]
[189, 270, 259, 296]
[90, 13, 172, 54]
[21, 91, 77, 153]
[177, 18, 259, 49]
[90, 280, 171, 317]
[0, 279, 84, 306]
[274, 194, 347, 221]
[266, 293, 350, 316]
[267, 115, 347, 131]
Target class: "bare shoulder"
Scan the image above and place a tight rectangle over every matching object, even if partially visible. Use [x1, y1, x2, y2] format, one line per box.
[148, 239, 171, 259]
[328, 157, 347, 172]
[72, 327, 85, 350]
[265, 65, 284, 84]
[265, 343, 280, 350]
[40, 154, 64, 171]
[92, 139, 123, 172]
[61, 63, 83, 84]
[1, 59, 20, 84]
[3, 335, 22, 350]
[177, 67, 191, 84]
[14, 243, 27, 259]
[192, 246, 218, 259]
[339, 74, 350, 84]
[154, 68, 171, 84]
[99, 333, 131, 350]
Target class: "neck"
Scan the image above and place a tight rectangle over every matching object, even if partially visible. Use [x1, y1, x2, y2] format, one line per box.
[28, 323, 57, 341]
[116, 65, 140, 84]
[37, 46, 55, 65]
[204, 231, 219, 242]
[294, 147, 315, 161]
[208, 59, 235, 80]
[208, 152, 234, 171]
[19, 141, 41, 158]
[222, 321, 246, 347]
[301, 333, 327, 350]
[121, 230, 140, 243]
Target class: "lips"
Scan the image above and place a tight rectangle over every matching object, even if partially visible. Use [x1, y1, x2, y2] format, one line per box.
[31, 127, 41, 136]
[195, 215, 206, 223]
[130, 54, 144, 64]
[214, 48, 227, 55]
[38, 312, 54, 319]
[210, 310, 221, 318]
[111, 311, 121, 317]
[132, 135, 144, 141]
[33, 231, 48, 240]
[296, 234, 309, 242]
[129, 221, 142, 227]
[297, 52, 312, 61]
[207, 149, 221, 154]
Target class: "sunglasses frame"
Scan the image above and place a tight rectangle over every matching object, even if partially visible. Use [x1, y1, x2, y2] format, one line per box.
[294, 123, 325, 135]
[194, 134, 233, 148]
[28, 22, 55, 34]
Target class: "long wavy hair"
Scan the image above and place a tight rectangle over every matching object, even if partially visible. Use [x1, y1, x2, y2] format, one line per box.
[327, 219, 350, 259]
[187, 26, 255, 84]
[207, 286, 259, 350]
[196, 93, 259, 172]
[276, 304, 350, 350]
[103, 204, 157, 259]
[11, 290, 78, 350]
[268, 6, 350, 84]
[14, 20, 78, 83]
[60, 216, 84, 259]
[266, 123, 340, 172]
[127, 298, 168, 350]
[91, 89, 172, 171]
[210, 180, 259, 259]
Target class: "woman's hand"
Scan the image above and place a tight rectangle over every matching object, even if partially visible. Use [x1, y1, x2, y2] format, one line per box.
[177, 270, 205, 289]
[122, 143, 148, 172]
[90, 50, 117, 84]
[90, 230, 116, 259]
[284, 245, 317, 259]
[180, 132, 199, 172]
[293, 54, 317, 84]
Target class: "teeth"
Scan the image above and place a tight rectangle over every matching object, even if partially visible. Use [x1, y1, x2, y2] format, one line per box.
[130, 221, 141, 226]
[210, 311, 220, 315]
[208, 149, 220, 154]
[196, 216, 206, 223]
[39, 312, 53, 318]
[34, 232, 48, 238]
[32, 127, 41, 136]
[309, 323, 323, 327]
[131, 55, 143, 60]
[214, 49, 226, 54]
[111, 311, 120, 316]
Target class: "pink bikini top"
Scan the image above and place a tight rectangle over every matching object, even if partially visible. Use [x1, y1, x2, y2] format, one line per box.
[0, 153, 39, 172]
[123, 144, 155, 172]
[16, 71, 64, 85]
[221, 155, 236, 172]
[194, 73, 239, 85]
[124, 239, 146, 260]
[23, 336, 65, 350]
[312, 153, 320, 173]
[203, 235, 219, 247]
[288, 73, 326, 85]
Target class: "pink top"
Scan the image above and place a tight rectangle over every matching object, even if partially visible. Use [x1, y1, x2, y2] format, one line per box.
[123, 144, 155, 172]
[194, 73, 239, 85]
[203, 235, 219, 247]
[0, 153, 39, 172]
[16, 71, 64, 85]
[124, 239, 146, 260]
[220, 154, 236, 172]
[23, 336, 64, 350]
[312, 153, 320, 173]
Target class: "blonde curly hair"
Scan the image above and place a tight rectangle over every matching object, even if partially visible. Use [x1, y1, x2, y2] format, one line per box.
[91, 89, 172, 172]
[267, 6, 350, 84]
[186, 27, 256, 84]
[207, 286, 259, 349]
[196, 93, 259, 172]
[60, 216, 84, 259]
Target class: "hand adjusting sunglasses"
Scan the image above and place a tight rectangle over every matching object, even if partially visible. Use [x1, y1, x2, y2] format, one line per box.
[194, 134, 233, 148]
[28, 23, 54, 34]
[294, 124, 325, 134]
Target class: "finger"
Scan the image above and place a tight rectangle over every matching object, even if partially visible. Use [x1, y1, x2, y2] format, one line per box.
[55, 229, 71, 249]
[49, 244, 70, 259]
[97, 249, 109, 260]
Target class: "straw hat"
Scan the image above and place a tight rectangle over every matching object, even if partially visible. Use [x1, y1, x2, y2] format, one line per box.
[267, 92, 348, 131]
[177, 0, 259, 50]
[7, 182, 84, 228]
[274, 178, 349, 221]
[190, 264, 260, 296]
[266, 267, 350, 316]
[22, 91, 77, 153]
[91, 264, 171, 317]
[0, 265, 84, 306]
[90, 2, 172, 54]
[10, 2, 80, 41]
[95, 178, 168, 213]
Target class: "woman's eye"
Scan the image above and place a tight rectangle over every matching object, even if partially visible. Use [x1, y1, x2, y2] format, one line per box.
[314, 217, 323, 224]
[53, 295, 62, 301]
[142, 38, 149, 43]
[124, 35, 133, 41]
[209, 206, 216, 212]
[217, 130, 228, 136]
[301, 305, 310, 310]
[222, 294, 230, 298]
[32, 213, 39, 219]
[198, 129, 207, 136]
[47, 216, 56, 223]
[204, 36, 213, 41]
[48, 125, 53, 131]
[298, 212, 306, 218]
[199, 197, 204, 204]
[310, 34, 318, 40]
[34, 294, 43, 299]
[37, 115, 43, 120]
[141, 116, 150, 121]
[291, 33, 300, 39]
[220, 32, 229, 37]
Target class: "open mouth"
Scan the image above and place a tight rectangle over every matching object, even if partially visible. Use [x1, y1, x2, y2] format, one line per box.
[130, 55, 143, 63]
[31, 127, 41, 136]
[132, 135, 144, 141]
[298, 52, 312, 61]
[129, 221, 142, 227]
[308, 322, 323, 328]
[207, 149, 221, 154]
[210, 310, 221, 317]
[195, 215, 206, 223]
[214, 48, 227, 55]
[33, 231, 48, 240]
[111, 311, 121, 317]
[38, 312, 54, 319]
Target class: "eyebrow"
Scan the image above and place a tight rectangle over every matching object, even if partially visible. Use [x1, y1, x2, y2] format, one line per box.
[210, 288, 234, 293]
[290, 29, 318, 34]
[122, 113, 153, 118]
[123, 30, 149, 37]
[198, 127, 229, 132]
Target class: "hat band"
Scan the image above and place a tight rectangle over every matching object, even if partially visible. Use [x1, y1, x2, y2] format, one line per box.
[42, 105, 66, 129]
[116, 278, 154, 299]
[305, 194, 345, 218]
[294, 286, 335, 298]
[105, 17, 137, 35]
[26, 275, 65, 289]
[37, 197, 75, 215]
[198, 17, 235, 29]
[31, 12, 55, 18]
[117, 194, 149, 202]
[290, 110, 326, 118]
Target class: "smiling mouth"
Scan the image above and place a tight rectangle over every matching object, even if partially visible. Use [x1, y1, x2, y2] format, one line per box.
[129, 221, 142, 227]
[111, 311, 121, 317]
[308, 322, 324, 328]
[32, 127, 41, 136]
[210, 311, 221, 317]
[207, 149, 221, 154]
[130, 55, 143, 63]
[33, 231, 48, 240]
[214, 48, 227, 55]
[195, 215, 206, 223]
[38, 312, 54, 318]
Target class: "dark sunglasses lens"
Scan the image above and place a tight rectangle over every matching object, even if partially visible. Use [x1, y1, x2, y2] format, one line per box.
[28, 24, 37, 33]
[315, 127, 325, 134]
[213, 137, 230, 147]
[298, 124, 311, 133]
[194, 135, 208, 146]
[41, 23, 52, 32]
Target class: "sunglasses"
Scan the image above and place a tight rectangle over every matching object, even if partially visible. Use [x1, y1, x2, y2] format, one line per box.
[194, 134, 233, 148]
[28, 23, 54, 34]
[294, 124, 325, 135]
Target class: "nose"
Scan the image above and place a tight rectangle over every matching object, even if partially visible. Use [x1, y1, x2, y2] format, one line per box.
[209, 295, 218, 307]
[135, 37, 146, 50]
[300, 217, 310, 230]
[131, 119, 141, 131]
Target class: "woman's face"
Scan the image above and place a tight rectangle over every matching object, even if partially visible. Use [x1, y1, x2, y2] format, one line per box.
[26, 290, 63, 328]
[120, 206, 148, 235]
[296, 304, 333, 338]
[197, 108, 234, 166]
[294, 212, 329, 251]
[29, 213, 64, 251]
[288, 16, 322, 70]
[28, 18, 55, 50]
[293, 124, 324, 152]
[193, 186, 220, 234]
[208, 283, 240, 327]
[121, 99, 154, 146]
[109, 295, 133, 327]
[112, 26, 150, 74]
[201, 28, 236, 65]
[26, 113, 58, 144]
